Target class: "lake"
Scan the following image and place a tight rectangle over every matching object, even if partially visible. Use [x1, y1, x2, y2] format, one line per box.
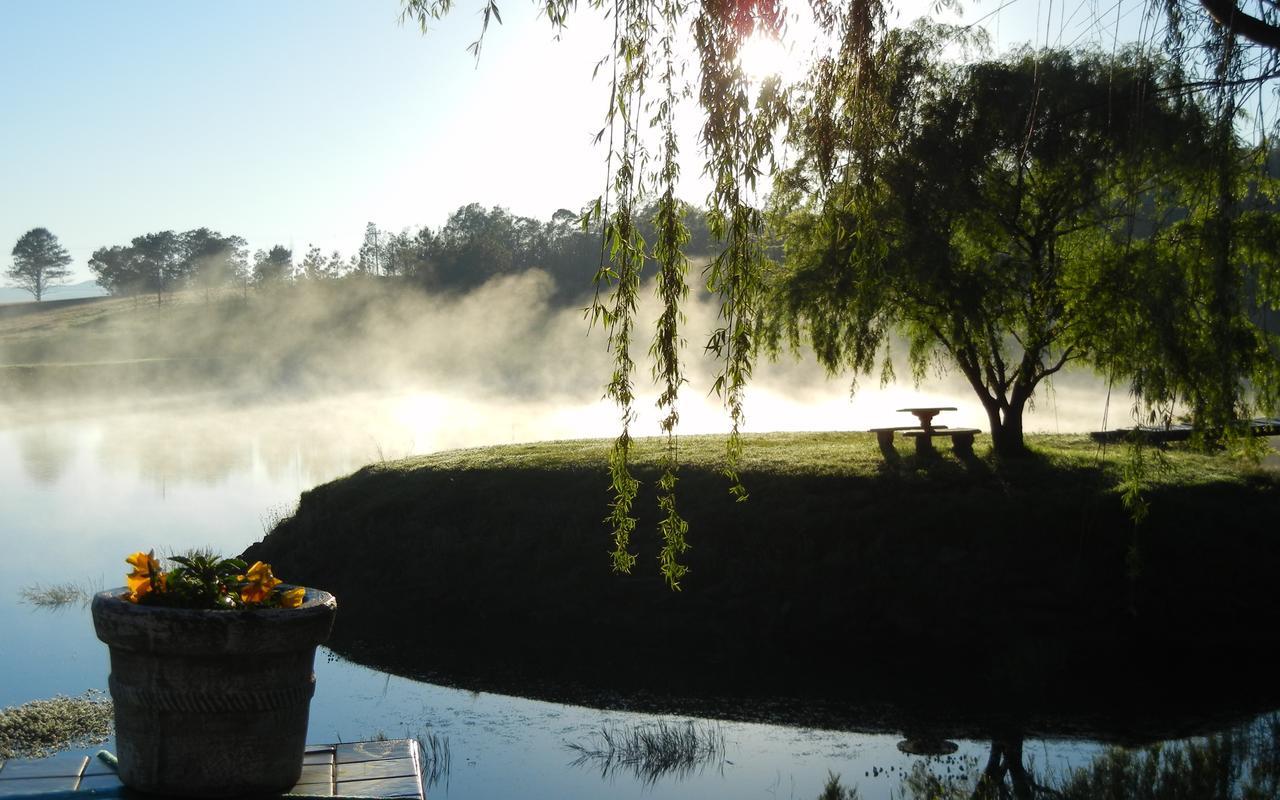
[2, 384, 1277, 799]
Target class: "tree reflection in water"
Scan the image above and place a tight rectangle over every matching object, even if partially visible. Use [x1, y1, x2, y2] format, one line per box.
[857, 712, 1280, 800]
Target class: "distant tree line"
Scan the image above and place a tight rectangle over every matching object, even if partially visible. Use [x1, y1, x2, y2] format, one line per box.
[4, 202, 718, 307]
[88, 229, 254, 303]
[344, 201, 717, 304]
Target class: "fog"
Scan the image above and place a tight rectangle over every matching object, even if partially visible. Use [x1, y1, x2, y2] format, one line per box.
[0, 269, 1123, 487]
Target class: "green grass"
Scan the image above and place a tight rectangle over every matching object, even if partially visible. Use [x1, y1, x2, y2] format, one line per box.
[374, 427, 1272, 488]
[0, 289, 277, 363]
[0, 282, 411, 401]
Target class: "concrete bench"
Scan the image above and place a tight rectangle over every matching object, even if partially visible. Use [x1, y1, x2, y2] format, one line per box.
[868, 425, 948, 449]
[902, 428, 981, 457]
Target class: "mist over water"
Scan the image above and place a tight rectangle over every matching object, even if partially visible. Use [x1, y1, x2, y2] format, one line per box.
[5, 273, 1278, 800]
[2, 268, 1122, 481]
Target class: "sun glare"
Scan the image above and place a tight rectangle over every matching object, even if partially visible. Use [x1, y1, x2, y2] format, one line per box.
[737, 33, 800, 84]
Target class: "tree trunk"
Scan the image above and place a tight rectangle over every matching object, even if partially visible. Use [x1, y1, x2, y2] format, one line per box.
[984, 398, 1030, 458]
[990, 410, 1028, 457]
[956, 355, 1034, 458]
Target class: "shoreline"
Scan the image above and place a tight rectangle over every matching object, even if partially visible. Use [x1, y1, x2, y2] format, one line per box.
[244, 431, 1280, 740]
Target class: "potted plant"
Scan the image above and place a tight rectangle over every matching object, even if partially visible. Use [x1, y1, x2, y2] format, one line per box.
[92, 550, 337, 797]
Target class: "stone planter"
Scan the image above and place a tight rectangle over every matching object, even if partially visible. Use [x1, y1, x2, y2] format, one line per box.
[92, 587, 337, 797]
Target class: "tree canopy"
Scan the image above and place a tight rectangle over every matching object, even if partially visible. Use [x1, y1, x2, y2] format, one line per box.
[8, 228, 73, 302]
[253, 245, 294, 286]
[76, 203, 714, 306]
[90, 229, 249, 302]
[186, 229, 248, 298]
[403, 0, 1280, 586]
[765, 39, 1273, 456]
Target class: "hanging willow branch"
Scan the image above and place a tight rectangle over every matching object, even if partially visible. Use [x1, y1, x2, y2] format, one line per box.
[648, 0, 693, 587]
[585, 0, 796, 586]
[401, 0, 869, 587]
[588, 0, 653, 576]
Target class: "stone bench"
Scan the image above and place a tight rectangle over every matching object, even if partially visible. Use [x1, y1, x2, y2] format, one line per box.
[868, 425, 948, 449]
[902, 428, 981, 457]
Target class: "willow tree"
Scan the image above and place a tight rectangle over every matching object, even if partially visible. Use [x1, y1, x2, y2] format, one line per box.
[1092, 143, 1280, 439]
[400, 0, 1279, 582]
[1145, 0, 1280, 440]
[765, 40, 1248, 456]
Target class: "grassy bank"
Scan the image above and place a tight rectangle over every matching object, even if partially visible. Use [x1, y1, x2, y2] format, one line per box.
[0, 286, 382, 402]
[0, 273, 598, 406]
[246, 432, 1280, 737]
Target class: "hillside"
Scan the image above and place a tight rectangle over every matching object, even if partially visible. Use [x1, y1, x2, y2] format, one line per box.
[0, 271, 591, 404]
[0, 280, 107, 305]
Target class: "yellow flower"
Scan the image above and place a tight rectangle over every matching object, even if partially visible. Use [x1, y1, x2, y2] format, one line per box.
[125, 550, 164, 602]
[279, 587, 306, 608]
[240, 561, 282, 605]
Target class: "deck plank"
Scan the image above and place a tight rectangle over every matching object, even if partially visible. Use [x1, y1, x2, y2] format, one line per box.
[0, 740, 423, 800]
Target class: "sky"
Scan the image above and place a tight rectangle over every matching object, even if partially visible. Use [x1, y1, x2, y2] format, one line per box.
[1, 0, 1153, 284]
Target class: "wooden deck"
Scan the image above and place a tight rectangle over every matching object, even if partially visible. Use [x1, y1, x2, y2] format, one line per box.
[0, 739, 424, 799]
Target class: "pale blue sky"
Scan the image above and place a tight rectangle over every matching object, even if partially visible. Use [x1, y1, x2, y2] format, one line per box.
[1, 0, 1143, 284]
[1, 1, 621, 282]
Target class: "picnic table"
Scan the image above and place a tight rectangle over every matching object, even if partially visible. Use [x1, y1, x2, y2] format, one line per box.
[897, 406, 956, 431]
[870, 406, 980, 457]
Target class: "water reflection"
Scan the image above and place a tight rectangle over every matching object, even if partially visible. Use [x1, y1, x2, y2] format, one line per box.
[4, 393, 599, 491]
[4, 389, 1276, 800]
[328, 611, 1280, 776]
[16, 426, 75, 484]
[18, 582, 96, 608]
[879, 713, 1280, 799]
[554, 710, 1280, 799]
[970, 738, 1038, 799]
[95, 416, 253, 488]
[565, 720, 727, 786]
[415, 732, 452, 793]
[86, 399, 404, 489]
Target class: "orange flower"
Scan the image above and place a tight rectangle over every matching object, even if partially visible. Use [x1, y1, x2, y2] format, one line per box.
[125, 550, 165, 602]
[279, 587, 306, 608]
[239, 561, 282, 605]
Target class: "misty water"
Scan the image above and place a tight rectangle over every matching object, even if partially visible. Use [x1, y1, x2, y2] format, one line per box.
[2, 379, 1277, 799]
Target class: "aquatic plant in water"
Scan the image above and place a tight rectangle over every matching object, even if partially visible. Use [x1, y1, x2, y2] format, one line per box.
[0, 692, 114, 760]
[565, 719, 726, 786]
[18, 581, 97, 609]
[817, 770, 861, 800]
[415, 732, 451, 792]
